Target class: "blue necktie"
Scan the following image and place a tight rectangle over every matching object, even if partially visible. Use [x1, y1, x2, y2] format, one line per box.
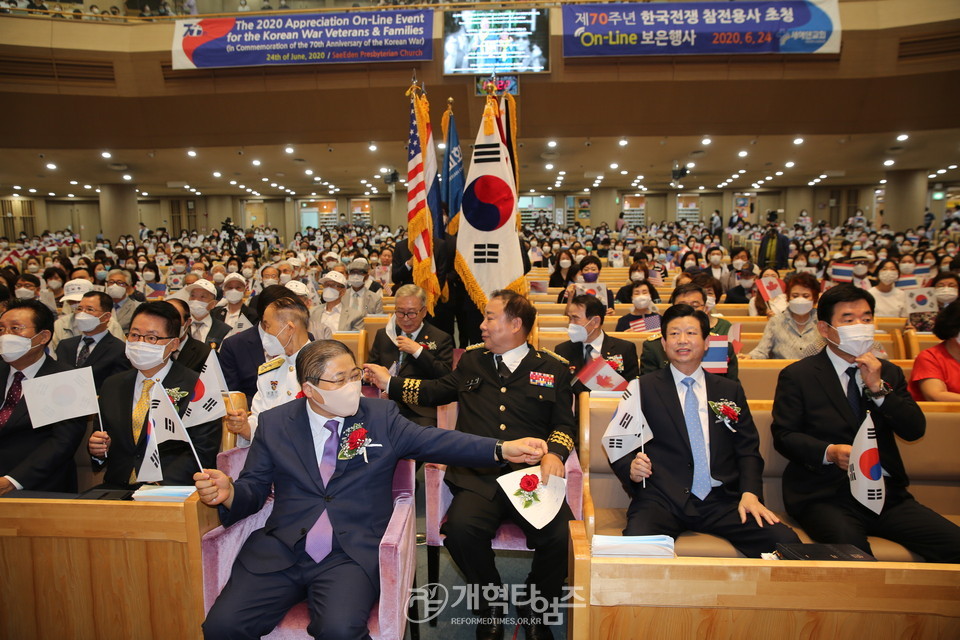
[682, 377, 711, 500]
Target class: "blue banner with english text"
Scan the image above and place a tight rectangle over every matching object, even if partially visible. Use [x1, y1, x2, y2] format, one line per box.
[561, 0, 840, 57]
[171, 10, 432, 70]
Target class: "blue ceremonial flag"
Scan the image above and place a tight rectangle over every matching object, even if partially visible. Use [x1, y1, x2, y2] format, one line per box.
[440, 105, 465, 239]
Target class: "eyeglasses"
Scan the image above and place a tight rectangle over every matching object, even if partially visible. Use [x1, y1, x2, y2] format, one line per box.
[0, 325, 35, 336]
[313, 367, 363, 388]
[395, 307, 425, 320]
[128, 332, 177, 345]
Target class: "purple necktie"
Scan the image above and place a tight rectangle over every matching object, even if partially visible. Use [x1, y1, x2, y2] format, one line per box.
[305, 419, 340, 563]
[0, 371, 25, 428]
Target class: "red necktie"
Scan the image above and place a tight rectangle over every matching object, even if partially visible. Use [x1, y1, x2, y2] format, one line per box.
[0, 371, 25, 428]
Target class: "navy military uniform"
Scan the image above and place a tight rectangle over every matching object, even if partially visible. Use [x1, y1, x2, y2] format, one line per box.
[387, 343, 576, 612]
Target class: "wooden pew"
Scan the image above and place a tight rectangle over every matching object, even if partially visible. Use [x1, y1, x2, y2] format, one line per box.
[905, 329, 941, 359]
[333, 330, 367, 365]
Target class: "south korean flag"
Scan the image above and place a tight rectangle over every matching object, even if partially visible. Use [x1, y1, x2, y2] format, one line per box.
[602, 379, 652, 464]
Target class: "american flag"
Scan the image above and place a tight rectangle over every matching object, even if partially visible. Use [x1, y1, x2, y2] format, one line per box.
[628, 315, 661, 333]
[406, 95, 441, 311]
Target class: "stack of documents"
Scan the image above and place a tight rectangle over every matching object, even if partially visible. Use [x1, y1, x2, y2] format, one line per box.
[132, 486, 196, 502]
[592, 534, 676, 558]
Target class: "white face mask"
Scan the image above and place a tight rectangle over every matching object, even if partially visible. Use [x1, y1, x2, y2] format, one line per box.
[705, 295, 716, 311]
[14, 288, 35, 300]
[304, 380, 361, 418]
[262, 278, 279, 288]
[223, 289, 244, 304]
[829, 323, 875, 357]
[142, 271, 156, 282]
[878, 270, 899, 285]
[227, 265, 239, 274]
[279, 273, 293, 285]
[558, 259, 572, 269]
[47, 279, 63, 291]
[853, 264, 869, 277]
[212, 273, 226, 284]
[172, 263, 186, 273]
[794, 261, 807, 269]
[788, 298, 814, 316]
[348, 274, 365, 288]
[242, 268, 254, 278]
[630, 271, 644, 283]
[188, 299, 211, 320]
[566, 322, 588, 343]
[74, 311, 106, 333]
[732, 259, 745, 270]
[125, 340, 171, 370]
[633, 295, 652, 310]
[741, 279, 755, 290]
[709, 254, 722, 266]
[0, 333, 38, 363]
[106, 284, 127, 300]
[322, 287, 340, 303]
[899, 262, 915, 275]
[261, 323, 292, 357]
[934, 287, 958, 304]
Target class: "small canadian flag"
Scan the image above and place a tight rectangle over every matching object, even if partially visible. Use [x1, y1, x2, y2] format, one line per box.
[576, 356, 628, 392]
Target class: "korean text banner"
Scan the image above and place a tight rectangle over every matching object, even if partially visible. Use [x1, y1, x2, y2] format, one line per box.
[562, 0, 840, 57]
[172, 10, 432, 70]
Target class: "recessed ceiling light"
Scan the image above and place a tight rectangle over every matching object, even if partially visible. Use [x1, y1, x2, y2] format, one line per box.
[305, 169, 314, 176]
[610, 163, 619, 169]
[738, 151, 748, 157]
[239, 184, 246, 189]
[701, 137, 712, 145]
[437, 142, 446, 150]
[547, 140, 557, 148]
[928, 173, 937, 179]
[731, 174, 739, 179]
[69, 180, 77, 185]
[45, 163, 57, 170]
[101, 151, 111, 159]
[48, 192, 55, 196]
[67, 193, 74, 197]
[28, 188, 36, 193]
[937, 169, 947, 174]
[361, 179, 367, 184]
[584, 188, 590, 193]
[83, 184, 92, 189]
[738, 169, 746, 174]
[883, 159, 895, 166]
[230, 180, 237, 185]
[618, 138, 628, 147]
[547, 187, 553, 191]
[187, 150, 197, 157]
[374, 174, 382, 179]
[252, 159, 261, 166]
[677, 184, 684, 189]
[545, 163, 554, 170]
[896, 134, 909, 141]
[879, 179, 887, 184]
[122, 174, 132, 180]
[620, 170, 628, 175]
[698, 186, 704, 190]
[270, 182, 277, 187]
[775, 171, 783, 176]
[819, 174, 827, 179]
[368, 143, 377, 151]
[949, 165, 958, 170]
[141, 192, 148, 196]
[558, 171, 566, 176]
[793, 137, 804, 145]
[636, 175, 644, 180]
[765, 176, 773, 180]
[784, 161, 795, 168]
[529, 189, 535, 193]
[686, 162, 696, 169]
[213, 171, 221, 178]
[261, 177, 268, 182]
[284, 146, 295, 154]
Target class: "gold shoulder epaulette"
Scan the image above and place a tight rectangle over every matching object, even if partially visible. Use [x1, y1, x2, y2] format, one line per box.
[646, 332, 662, 342]
[466, 343, 486, 351]
[258, 356, 285, 376]
[540, 348, 569, 365]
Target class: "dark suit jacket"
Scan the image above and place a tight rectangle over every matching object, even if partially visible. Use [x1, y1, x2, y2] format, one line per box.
[555, 332, 640, 393]
[219, 325, 265, 404]
[95, 361, 220, 487]
[236, 238, 260, 261]
[771, 350, 924, 517]
[221, 397, 495, 581]
[367, 322, 454, 425]
[611, 367, 764, 510]
[390, 243, 414, 289]
[387, 345, 576, 500]
[211, 304, 259, 328]
[55, 333, 132, 392]
[199, 317, 231, 351]
[724, 285, 751, 305]
[757, 233, 790, 269]
[175, 336, 210, 373]
[0, 357, 87, 492]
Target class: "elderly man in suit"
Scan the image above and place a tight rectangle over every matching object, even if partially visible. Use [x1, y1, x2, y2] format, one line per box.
[367, 284, 453, 426]
[196, 339, 548, 640]
[0, 299, 87, 495]
[88, 301, 220, 487]
[343, 259, 383, 317]
[612, 303, 799, 557]
[184, 279, 231, 350]
[104, 268, 142, 333]
[772, 284, 960, 562]
[309, 271, 364, 337]
[555, 293, 640, 391]
[54, 291, 131, 391]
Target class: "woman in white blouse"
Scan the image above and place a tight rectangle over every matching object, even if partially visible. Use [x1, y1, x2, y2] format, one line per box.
[746, 272, 822, 359]
[867, 259, 908, 318]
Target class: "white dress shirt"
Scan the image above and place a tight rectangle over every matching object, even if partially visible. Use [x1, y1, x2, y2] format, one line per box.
[583, 331, 605, 360]
[306, 407, 344, 473]
[320, 303, 342, 336]
[496, 342, 530, 373]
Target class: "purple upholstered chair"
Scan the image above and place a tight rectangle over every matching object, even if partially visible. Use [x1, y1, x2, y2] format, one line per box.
[201, 447, 418, 640]
[423, 402, 583, 624]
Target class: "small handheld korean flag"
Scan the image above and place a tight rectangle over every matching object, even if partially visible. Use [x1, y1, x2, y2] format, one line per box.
[848, 412, 884, 515]
[906, 288, 937, 314]
[22, 367, 98, 429]
[149, 383, 203, 472]
[602, 379, 652, 464]
[182, 349, 228, 428]
[136, 419, 163, 483]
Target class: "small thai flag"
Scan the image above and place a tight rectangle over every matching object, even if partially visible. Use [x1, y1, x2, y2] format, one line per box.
[702, 336, 729, 374]
[829, 263, 855, 283]
[895, 275, 919, 289]
[912, 264, 932, 280]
